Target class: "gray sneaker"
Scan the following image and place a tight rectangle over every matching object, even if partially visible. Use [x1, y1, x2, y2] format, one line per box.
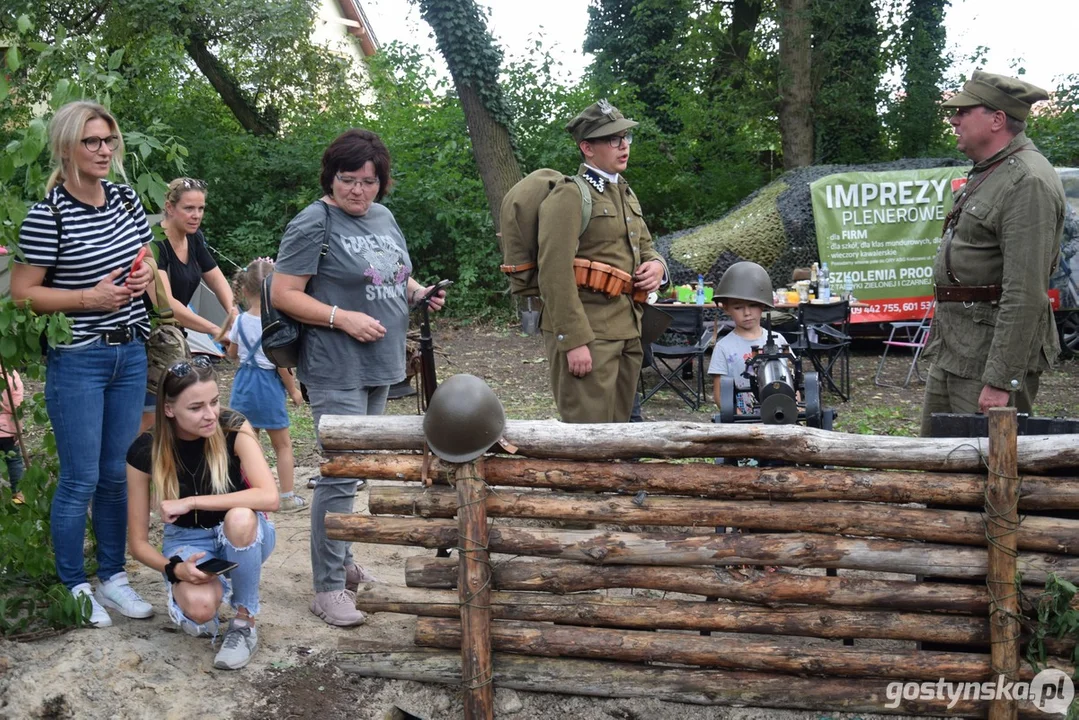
[213, 619, 257, 670]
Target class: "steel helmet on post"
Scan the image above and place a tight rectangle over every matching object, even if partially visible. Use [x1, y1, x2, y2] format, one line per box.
[714, 261, 774, 308]
[423, 374, 506, 463]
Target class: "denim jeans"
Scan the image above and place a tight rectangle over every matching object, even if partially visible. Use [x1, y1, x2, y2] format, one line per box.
[307, 384, 389, 592]
[162, 513, 276, 634]
[46, 338, 147, 589]
[0, 437, 24, 493]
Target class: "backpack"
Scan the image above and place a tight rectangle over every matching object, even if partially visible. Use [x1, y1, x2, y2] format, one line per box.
[498, 169, 592, 297]
[260, 201, 330, 369]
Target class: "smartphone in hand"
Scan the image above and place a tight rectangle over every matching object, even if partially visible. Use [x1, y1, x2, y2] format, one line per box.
[131, 246, 148, 274]
[196, 557, 238, 576]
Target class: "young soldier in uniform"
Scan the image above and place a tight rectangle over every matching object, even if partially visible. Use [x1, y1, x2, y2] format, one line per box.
[920, 71, 1066, 435]
[537, 100, 668, 423]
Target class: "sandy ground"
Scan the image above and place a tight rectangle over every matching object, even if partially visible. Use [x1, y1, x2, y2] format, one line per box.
[0, 464, 926, 720]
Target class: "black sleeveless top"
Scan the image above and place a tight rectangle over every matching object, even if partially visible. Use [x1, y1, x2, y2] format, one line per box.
[127, 410, 246, 528]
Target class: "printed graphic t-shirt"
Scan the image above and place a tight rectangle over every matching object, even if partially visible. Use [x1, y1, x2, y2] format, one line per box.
[273, 201, 412, 389]
[707, 328, 789, 413]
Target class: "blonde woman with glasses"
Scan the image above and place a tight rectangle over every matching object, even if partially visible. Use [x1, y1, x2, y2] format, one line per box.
[140, 177, 237, 432]
[126, 356, 278, 669]
[12, 100, 156, 627]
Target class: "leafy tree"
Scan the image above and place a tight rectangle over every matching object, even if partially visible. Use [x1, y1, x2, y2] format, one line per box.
[1028, 75, 1079, 167]
[415, 0, 522, 232]
[584, 0, 694, 133]
[891, 0, 952, 157]
[811, 0, 887, 164]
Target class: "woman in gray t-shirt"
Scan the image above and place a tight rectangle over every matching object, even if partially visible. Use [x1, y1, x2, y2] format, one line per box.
[272, 129, 445, 627]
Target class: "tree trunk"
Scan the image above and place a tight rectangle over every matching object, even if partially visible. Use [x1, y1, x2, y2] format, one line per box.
[316, 415, 1079, 473]
[322, 454, 1079, 511]
[354, 584, 993, 645]
[776, 0, 813, 168]
[324, 516, 1079, 584]
[336, 643, 1053, 717]
[183, 30, 277, 136]
[369, 486, 1079, 553]
[404, 556, 991, 614]
[417, 0, 521, 232]
[414, 617, 1068, 682]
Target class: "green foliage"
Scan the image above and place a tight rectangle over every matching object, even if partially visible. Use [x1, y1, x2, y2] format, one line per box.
[1029, 75, 1079, 167]
[888, 0, 953, 158]
[811, 0, 887, 163]
[1024, 574, 1079, 685]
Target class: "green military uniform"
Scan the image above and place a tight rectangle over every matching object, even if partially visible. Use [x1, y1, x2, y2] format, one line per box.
[920, 73, 1065, 435]
[538, 102, 668, 423]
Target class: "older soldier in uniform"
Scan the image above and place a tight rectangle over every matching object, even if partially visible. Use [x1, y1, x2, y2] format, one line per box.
[920, 71, 1065, 436]
[537, 100, 667, 423]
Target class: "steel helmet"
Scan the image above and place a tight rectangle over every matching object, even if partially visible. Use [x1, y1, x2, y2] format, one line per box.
[714, 261, 774, 308]
[423, 374, 506, 463]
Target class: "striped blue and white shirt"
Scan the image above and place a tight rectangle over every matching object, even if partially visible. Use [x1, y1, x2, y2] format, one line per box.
[18, 181, 153, 345]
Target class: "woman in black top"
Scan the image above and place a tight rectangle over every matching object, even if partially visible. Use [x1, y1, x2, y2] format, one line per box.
[141, 177, 237, 431]
[126, 356, 279, 670]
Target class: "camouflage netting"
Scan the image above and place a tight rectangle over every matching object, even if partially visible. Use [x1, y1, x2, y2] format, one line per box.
[656, 157, 1079, 309]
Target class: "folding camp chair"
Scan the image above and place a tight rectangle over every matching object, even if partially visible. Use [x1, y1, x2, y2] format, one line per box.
[641, 306, 712, 410]
[789, 300, 851, 401]
[874, 303, 934, 388]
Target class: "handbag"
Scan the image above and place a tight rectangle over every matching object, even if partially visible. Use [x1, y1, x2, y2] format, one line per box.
[144, 254, 191, 395]
[261, 201, 330, 369]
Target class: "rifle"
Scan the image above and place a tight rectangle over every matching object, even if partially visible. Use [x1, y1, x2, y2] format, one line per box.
[414, 280, 453, 409]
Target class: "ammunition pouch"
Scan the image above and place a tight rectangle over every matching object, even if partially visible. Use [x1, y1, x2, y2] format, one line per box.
[572, 258, 648, 303]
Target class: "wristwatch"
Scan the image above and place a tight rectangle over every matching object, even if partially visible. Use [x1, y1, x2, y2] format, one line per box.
[164, 555, 183, 584]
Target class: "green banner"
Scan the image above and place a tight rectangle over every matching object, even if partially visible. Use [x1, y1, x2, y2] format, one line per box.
[810, 166, 967, 322]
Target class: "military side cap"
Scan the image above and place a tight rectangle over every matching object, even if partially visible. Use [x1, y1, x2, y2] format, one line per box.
[942, 71, 1049, 121]
[566, 99, 638, 143]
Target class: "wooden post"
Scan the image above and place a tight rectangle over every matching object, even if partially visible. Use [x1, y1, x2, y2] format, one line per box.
[456, 462, 493, 720]
[987, 407, 1020, 720]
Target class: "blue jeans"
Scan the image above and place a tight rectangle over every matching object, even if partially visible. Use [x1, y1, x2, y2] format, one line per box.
[46, 338, 147, 589]
[0, 437, 24, 493]
[162, 514, 276, 634]
[307, 384, 389, 592]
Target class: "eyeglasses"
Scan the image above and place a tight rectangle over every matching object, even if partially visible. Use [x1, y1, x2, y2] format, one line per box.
[335, 174, 380, 190]
[80, 135, 121, 152]
[596, 133, 633, 149]
[166, 355, 213, 378]
[179, 178, 207, 190]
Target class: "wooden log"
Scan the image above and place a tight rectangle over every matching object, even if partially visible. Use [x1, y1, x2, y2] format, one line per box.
[324, 514, 1079, 584]
[988, 408, 1021, 720]
[370, 486, 1079, 553]
[355, 583, 992, 645]
[404, 556, 991, 614]
[324, 454, 1079, 511]
[414, 617, 1068, 682]
[455, 464, 492, 720]
[318, 415, 1079, 473]
[335, 642, 1055, 718]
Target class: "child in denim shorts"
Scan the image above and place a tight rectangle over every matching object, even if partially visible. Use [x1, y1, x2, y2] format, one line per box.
[126, 355, 279, 669]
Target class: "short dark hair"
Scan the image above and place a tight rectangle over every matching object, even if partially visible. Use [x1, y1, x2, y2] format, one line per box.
[320, 129, 393, 200]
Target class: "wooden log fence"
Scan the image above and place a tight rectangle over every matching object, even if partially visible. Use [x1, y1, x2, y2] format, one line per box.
[322, 416, 1079, 719]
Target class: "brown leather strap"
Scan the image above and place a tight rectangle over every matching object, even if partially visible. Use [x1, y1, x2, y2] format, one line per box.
[500, 261, 536, 273]
[942, 145, 1031, 283]
[934, 284, 1002, 303]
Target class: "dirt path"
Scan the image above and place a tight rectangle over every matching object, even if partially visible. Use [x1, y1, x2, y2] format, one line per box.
[2, 318, 1076, 719]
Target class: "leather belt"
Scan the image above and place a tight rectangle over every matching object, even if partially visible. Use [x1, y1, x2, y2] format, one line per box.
[573, 258, 648, 302]
[101, 327, 137, 345]
[935, 284, 1001, 304]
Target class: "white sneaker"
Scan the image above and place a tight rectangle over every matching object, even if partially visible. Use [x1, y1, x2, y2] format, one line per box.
[96, 572, 154, 619]
[72, 583, 112, 628]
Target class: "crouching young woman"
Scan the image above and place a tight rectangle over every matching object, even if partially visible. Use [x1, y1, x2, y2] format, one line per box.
[126, 355, 279, 669]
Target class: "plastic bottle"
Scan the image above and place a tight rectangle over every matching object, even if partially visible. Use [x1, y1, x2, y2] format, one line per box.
[843, 274, 854, 301]
[819, 262, 831, 301]
[695, 274, 706, 305]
